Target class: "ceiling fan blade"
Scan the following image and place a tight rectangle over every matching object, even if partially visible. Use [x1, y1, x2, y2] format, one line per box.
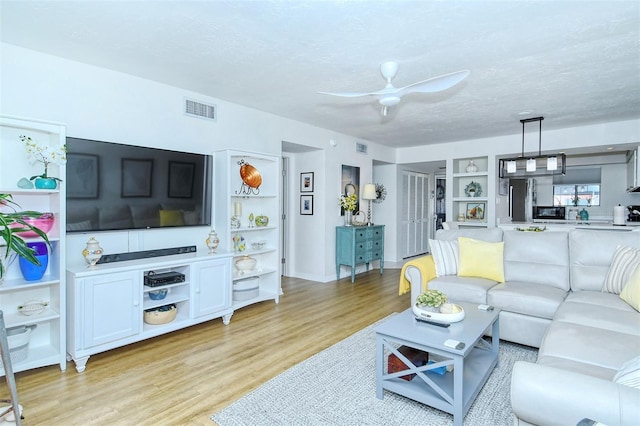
[397, 70, 470, 96]
[317, 91, 373, 98]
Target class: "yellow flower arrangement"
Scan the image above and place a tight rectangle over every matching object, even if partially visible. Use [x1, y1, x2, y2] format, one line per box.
[339, 193, 358, 211]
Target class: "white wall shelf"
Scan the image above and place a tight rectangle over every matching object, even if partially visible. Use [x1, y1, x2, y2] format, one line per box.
[215, 150, 281, 312]
[0, 115, 67, 376]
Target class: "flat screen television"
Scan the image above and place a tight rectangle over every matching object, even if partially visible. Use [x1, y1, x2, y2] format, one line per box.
[65, 137, 212, 233]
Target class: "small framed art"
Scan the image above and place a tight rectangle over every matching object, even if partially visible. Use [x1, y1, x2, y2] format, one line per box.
[300, 172, 314, 192]
[466, 202, 485, 220]
[300, 195, 314, 215]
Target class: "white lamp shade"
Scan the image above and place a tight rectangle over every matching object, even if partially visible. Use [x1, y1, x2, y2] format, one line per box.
[507, 160, 517, 173]
[526, 158, 537, 172]
[362, 184, 377, 200]
[547, 156, 557, 171]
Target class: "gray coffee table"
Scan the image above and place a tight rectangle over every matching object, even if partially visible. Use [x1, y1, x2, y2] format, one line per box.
[375, 302, 500, 426]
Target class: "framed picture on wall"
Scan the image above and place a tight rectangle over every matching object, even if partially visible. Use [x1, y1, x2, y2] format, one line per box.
[300, 195, 314, 215]
[300, 172, 314, 192]
[341, 164, 360, 215]
[121, 158, 153, 198]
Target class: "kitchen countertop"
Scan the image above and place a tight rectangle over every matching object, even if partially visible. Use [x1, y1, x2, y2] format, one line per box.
[500, 221, 640, 231]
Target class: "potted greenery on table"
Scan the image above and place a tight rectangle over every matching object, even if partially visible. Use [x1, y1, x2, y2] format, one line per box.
[0, 193, 51, 283]
[416, 289, 448, 312]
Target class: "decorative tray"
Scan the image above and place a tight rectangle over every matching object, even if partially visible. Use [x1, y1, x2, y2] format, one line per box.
[413, 303, 465, 323]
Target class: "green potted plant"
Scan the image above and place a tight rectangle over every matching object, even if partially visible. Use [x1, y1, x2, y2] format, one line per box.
[416, 289, 448, 312]
[0, 193, 51, 282]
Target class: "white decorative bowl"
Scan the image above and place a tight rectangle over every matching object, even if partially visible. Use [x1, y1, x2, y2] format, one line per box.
[413, 303, 465, 323]
[235, 256, 257, 274]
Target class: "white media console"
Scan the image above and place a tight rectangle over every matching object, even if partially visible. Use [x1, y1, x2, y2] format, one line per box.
[66, 251, 233, 372]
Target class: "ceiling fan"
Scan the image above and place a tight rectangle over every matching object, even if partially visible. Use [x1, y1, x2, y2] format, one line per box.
[318, 61, 470, 116]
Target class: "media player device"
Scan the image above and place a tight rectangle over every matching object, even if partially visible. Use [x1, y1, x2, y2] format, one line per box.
[144, 271, 185, 287]
[97, 245, 196, 264]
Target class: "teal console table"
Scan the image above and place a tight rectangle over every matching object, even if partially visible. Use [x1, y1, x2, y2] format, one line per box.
[335, 225, 385, 282]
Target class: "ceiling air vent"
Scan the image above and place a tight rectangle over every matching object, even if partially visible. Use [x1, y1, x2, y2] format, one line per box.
[356, 142, 368, 154]
[184, 98, 216, 121]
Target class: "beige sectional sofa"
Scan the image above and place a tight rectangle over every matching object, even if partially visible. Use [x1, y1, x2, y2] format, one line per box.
[403, 227, 640, 425]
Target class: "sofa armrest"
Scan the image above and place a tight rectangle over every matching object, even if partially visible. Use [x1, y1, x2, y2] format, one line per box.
[401, 255, 436, 304]
[511, 361, 640, 426]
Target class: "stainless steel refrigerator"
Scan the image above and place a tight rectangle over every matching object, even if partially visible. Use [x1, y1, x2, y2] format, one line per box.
[509, 178, 536, 222]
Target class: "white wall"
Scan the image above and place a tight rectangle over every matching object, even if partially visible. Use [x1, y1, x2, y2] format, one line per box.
[1, 43, 395, 277]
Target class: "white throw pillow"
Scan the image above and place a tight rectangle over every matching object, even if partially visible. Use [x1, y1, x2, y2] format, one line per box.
[429, 239, 458, 277]
[603, 245, 640, 294]
[613, 355, 640, 389]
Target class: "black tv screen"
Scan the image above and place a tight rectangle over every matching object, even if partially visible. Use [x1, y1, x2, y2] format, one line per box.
[65, 137, 212, 232]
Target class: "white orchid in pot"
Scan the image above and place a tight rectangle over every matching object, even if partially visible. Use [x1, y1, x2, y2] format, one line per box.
[0, 194, 51, 283]
[20, 134, 67, 189]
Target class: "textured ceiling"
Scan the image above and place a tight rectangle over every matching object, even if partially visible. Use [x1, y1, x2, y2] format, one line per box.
[1, 0, 639, 148]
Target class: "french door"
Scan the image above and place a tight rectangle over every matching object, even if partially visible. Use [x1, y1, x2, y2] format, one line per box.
[401, 171, 430, 258]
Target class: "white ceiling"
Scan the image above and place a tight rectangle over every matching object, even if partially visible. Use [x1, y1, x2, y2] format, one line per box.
[1, 0, 639, 148]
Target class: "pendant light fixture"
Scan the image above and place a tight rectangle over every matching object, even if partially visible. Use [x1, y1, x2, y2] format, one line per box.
[498, 116, 566, 178]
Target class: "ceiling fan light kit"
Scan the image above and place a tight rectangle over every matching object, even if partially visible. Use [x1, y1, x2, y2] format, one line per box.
[499, 116, 566, 178]
[318, 61, 470, 116]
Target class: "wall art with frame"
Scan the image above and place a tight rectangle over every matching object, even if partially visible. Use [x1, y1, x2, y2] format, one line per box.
[341, 164, 360, 215]
[300, 194, 314, 215]
[466, 202, 486, 220]
[300, 172, 314, 192]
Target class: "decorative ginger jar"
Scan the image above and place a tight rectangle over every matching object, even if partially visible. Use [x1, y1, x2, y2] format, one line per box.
[465, 160, 478, 173]
[82, 237, 103, 267]
[206, 229, 220, 254]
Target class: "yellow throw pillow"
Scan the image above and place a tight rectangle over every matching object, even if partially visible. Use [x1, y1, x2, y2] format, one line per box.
[620, 265, 640, 312]
[159, 210, 185, 227]
[457, 237, 505, 283]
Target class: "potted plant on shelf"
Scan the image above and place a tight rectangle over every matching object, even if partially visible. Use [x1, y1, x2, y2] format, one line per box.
[416, 289, 448, 312]
[20, 134, 67, 189]
[0, 193, 51, 283]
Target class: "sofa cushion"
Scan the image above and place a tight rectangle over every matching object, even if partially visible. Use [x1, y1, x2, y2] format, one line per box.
[570, 229, 640, 292]
[564, 290, 636, 311]
[435, 227, 503, 242]
[428, 239, 458, 276]
[603, 245, 640, 294]
[554, 300, 640, 336]
[457, 237, 505, 282]
[427, 275, 498, 305]
[504, 230, 570, 291]
[620, 265, 640, 311]
[488, 282, 567, 319]
[538, 321, 640, 376]
[614, 355, 640, 389]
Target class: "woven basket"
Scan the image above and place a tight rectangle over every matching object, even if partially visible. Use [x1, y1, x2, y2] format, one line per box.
[239, 161, 262, 189]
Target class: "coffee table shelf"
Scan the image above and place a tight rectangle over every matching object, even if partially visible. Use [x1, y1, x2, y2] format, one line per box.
[375, 304, 499, 426]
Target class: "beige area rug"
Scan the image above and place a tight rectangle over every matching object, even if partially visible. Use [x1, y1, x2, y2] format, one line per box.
[211, 316, 537, 425]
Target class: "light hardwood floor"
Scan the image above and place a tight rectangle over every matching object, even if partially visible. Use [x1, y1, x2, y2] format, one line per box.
[8, 268, 409, 425]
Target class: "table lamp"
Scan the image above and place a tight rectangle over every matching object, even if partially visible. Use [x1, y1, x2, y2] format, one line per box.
[362, 183, 377, 226]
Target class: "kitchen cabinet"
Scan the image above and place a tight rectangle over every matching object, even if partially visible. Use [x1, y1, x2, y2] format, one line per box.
[626, 149, 639, 192]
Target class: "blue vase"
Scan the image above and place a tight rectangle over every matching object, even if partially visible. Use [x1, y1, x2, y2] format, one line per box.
[34, 177, 57, 190]
[19, 242, 49, 281]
